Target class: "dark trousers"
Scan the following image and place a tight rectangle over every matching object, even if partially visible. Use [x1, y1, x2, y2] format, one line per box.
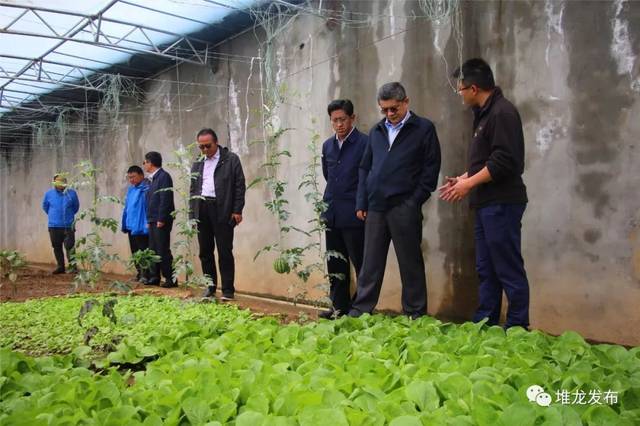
[473, 203, 529, 328]
[350, 200, 427, 316]
[48, 227, 75, 269]
[197, 199, 235, 296]
[325, 226, 365, 314]
[148, 222, 174, 283]
[128, 233, 150, 279]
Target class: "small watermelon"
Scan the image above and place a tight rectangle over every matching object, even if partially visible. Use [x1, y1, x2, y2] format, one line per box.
[273, 256, 290, 274]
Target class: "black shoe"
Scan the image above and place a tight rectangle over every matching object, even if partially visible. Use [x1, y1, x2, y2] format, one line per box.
[160, 281, 178, 288]
[146, 278, 160, 286]
[408, 312, 424, 320]
[221, 294, 235, 301]
[139, 277, 149, 285]
[347, 309, 363, 318]
[52, 267, 65, 274]
[202, 286, 216, 298]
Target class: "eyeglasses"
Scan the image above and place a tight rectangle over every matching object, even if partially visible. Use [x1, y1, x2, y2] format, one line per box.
[380, 106, 401, 114]
[457, 85, 472, 93]
[198, 143, 213, 150]
[331, 117, 351, 124]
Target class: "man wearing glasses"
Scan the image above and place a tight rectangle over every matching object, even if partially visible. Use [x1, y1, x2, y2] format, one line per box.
[319, 99, 368, 319]
[439, 58, 529, 330]
[143, 151, 176, 287]
[190, 128, 246, 300]
[349, 82, 441, 319]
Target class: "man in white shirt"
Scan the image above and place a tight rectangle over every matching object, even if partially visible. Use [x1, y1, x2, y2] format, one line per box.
[189, 128, 246, 300]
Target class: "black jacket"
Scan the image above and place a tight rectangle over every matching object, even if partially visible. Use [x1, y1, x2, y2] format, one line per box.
[321, 128, 368, 228]
[146, 168, 175, 223]
[189, 146, 246, 224]
[357, 112, 441, 212]
[468, 87, 528, 208]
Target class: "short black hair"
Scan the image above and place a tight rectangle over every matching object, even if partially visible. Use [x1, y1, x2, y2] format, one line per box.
[327, 99, 354, 116]
[377, 82, 407, 102]
[144, 151, 162, 168]
[452, 58, 496, 91]
[127, 165, 144, 175]
[196, 128, 218, 141]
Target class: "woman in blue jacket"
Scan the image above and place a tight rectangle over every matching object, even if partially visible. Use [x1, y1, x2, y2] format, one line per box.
[42, 174, 80, 274]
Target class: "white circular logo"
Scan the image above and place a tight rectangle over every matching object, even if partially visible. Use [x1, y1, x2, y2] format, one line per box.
[536, 392, 552, 407]
[526, 385, 545, 402]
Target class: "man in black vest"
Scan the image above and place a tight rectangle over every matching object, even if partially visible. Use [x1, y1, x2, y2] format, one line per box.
[319, 99, 368, 319]
[440, 58, 529, 329]
[190, 128, 246, 301]
[349, 82, 441, 319]
[143, 151, 176, 287]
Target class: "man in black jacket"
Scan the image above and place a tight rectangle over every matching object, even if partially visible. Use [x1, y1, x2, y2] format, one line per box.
[319, 99, 368, 319]
[143, 151, 176, 287]
[349, 82, 441, 319]
[190, 128, 246, 300]
[440, 58, 529, 329]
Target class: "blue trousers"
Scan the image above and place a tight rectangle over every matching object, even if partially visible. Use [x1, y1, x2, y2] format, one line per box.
[473, 203, 529, 328]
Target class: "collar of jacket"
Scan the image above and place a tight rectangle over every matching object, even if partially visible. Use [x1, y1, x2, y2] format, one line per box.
[375, 111, 419, 134]
[335, 127, 359, 146]
[135, 179, 149, 188]
[473, 86, 504, 121]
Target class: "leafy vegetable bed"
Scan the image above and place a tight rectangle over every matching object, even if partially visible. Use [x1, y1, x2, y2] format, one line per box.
[1, 296, 639, 425]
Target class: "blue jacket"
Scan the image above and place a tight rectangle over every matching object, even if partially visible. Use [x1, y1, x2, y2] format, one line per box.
[146, 168, 175, 223]
[357, 112, 441, 212]
[321, 128, 368, 228]
[121, 180, 149, 235]
[42, 188, 80, 228]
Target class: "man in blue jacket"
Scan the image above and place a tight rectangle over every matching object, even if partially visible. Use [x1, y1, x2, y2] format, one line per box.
[121, 165, 150, 283]
[349, 82, 441, 319]
[42, 174, 80, 274]
[319, 99, 367, 318]
[143, 151, 176, 288]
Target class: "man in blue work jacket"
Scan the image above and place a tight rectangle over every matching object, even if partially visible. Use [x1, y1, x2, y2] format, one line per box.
[319, 99, 368, 319]
[121, 165, 150, 283]
[42, 174, 80, 274]
[349, 82, 441, 319]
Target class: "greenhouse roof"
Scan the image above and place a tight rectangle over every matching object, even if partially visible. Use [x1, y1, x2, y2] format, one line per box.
[0, 0, 259, 116]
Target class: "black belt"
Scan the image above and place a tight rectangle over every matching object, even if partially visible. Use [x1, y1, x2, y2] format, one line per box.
[203, 196, 216, 202]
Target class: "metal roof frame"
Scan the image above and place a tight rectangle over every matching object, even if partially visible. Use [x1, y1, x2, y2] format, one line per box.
[0, 0, 257, 116]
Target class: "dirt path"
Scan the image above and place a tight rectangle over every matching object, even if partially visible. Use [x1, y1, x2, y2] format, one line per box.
[1, 263, 321, 322]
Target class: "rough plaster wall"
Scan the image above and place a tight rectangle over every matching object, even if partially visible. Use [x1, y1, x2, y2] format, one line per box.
[1, 0, 639, 345]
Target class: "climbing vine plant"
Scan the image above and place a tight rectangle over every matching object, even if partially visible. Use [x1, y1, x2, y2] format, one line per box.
[247, 3, 344, 305]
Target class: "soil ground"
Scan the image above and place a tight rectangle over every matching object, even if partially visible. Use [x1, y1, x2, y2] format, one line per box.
[0, 263, 322, 323]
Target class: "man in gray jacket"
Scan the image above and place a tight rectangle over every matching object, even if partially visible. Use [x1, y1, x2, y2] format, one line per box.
[190, 128, 246, 300]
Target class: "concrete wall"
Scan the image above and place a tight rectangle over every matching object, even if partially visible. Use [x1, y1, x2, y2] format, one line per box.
[1, 0, 639, 346]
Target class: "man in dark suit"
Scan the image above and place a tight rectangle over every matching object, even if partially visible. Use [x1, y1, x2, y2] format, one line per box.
[319, 99, 367, 319]
[190, 128, 246, 300]
[349, 82, 441, 319]
[143, 151, 176, 287]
